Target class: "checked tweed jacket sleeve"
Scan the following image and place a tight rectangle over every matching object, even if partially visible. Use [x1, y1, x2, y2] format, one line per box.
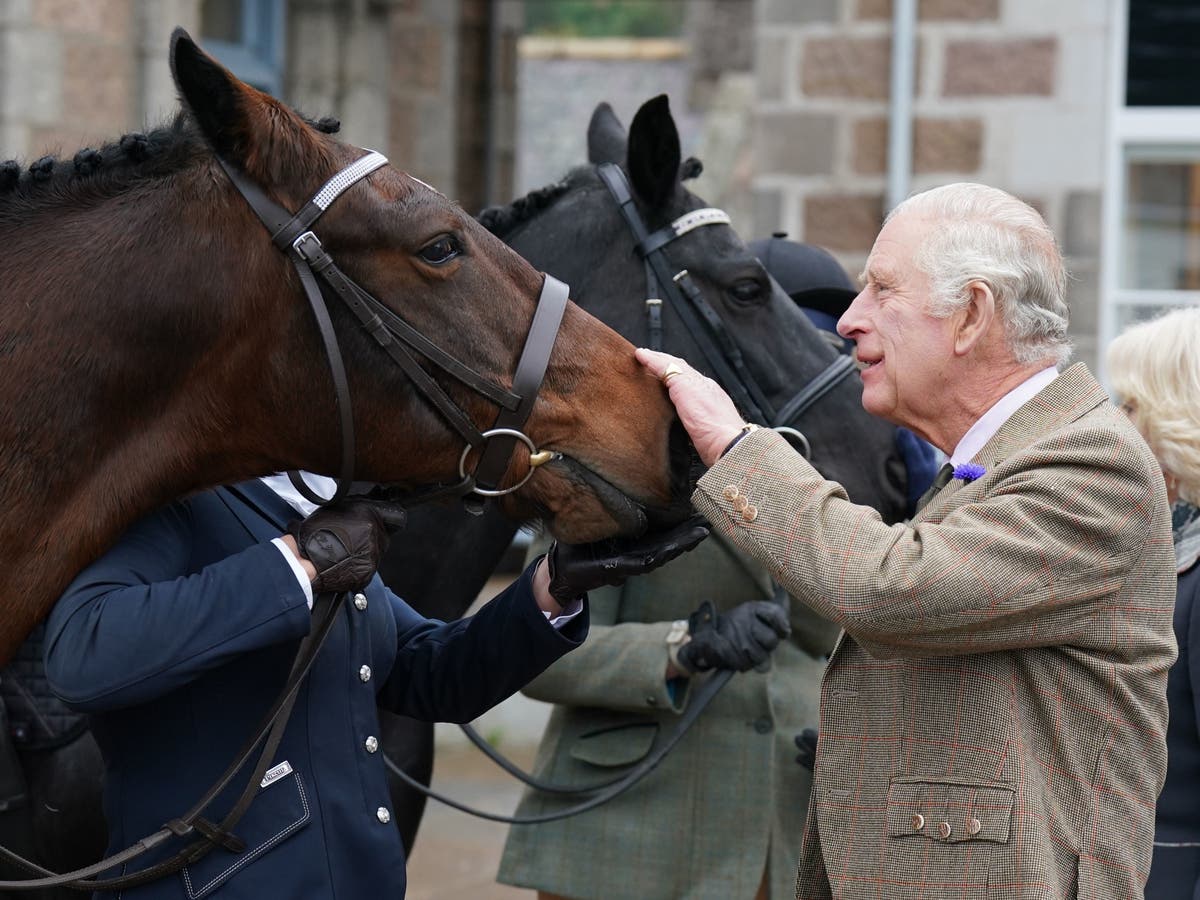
[691, 364, 1177, 900]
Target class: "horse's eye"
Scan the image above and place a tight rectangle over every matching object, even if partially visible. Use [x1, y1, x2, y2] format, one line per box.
[418, 235, 463, 265]
[729, 278, 765, 305]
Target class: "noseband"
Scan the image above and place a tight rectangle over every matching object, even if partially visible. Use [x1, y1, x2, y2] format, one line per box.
[597, 163, 856, 457]
[217, 149, 566, 509]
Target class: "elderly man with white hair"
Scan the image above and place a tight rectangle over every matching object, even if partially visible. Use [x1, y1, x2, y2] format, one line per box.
[639, 182, 1177, 900]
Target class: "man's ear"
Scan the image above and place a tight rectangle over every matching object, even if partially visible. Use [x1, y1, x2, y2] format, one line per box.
[952, 281, 996, 357]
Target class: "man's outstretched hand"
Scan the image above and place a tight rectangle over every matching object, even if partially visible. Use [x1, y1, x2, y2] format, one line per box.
[545, 515, 711, 606]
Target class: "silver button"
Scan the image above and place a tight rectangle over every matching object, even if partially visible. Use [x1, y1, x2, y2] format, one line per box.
[354, 592, 368, 611]
[359, 665, 372, 683]
[910, 814, 925, 831]
[376, 806, 391, 824]
[364, 736, 379, 754]
[967, 817, 981, 836]
[937, 821, 951, 839]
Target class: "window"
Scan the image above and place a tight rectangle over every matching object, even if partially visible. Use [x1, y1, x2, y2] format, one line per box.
[1100, 0, 1200, 380]
[199, 0, 286, 96]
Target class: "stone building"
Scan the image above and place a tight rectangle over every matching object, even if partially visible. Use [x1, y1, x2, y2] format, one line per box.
[3, 0, 1196, 377]
[0, 0, 521, 214]
[747, 0, 1197, 377]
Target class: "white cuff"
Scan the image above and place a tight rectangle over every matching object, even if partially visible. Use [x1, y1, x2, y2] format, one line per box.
[544, 597, 583, 629]
[271, 538, 314, 610]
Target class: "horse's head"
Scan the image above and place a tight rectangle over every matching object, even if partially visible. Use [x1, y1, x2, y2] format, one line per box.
[481, 95, 908, 522]
[164, 34, 692, 542]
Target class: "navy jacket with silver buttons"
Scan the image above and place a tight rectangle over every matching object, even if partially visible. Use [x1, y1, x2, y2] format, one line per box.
[44, 480, 586, 899]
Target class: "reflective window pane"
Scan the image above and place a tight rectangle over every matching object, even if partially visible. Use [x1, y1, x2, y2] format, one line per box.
[1122, 153, 1200, 289]
[1126, 0, 1200, 106]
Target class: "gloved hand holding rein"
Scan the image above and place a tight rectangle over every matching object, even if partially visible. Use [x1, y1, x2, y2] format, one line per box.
[676, 599, 791, 673]
[288, 500, 406, 594]
[544, 515, 711, 606]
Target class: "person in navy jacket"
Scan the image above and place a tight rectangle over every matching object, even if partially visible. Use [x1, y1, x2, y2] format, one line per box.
[43, 473, 706, 899]
[1108, 308, 1200, 900]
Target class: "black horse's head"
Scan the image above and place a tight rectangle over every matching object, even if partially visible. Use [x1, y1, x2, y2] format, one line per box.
[481, 95, 909, 521]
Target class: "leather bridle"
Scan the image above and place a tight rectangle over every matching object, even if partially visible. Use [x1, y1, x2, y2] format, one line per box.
[597, 162, 857, 459]
[389, 164, 857, 826]
[217, 148, 569, 511]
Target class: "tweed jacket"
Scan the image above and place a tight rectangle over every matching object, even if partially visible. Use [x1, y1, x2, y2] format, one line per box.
[692, 364, 1177, 900]
[43, 480, 585, 900]
[497, 531, 839, 900]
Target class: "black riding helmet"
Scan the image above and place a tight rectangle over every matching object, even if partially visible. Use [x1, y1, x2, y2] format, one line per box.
[748, 232, 858, 339]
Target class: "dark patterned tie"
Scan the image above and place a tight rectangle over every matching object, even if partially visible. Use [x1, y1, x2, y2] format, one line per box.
[915, 463, 954, 513]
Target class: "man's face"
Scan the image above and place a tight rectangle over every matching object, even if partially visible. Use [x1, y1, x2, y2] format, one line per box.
[837, 212, 958, 436]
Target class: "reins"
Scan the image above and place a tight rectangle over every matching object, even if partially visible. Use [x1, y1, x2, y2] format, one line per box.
[0, 147, 570, 891]
[387, 164, 853, 825]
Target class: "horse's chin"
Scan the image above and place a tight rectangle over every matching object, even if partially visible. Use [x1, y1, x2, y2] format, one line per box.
[537, 455, 649, 543]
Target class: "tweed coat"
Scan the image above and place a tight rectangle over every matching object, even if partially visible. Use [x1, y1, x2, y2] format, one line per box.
[42, 480, 584, 900]
[692, 364, 1177, 900]
[497, 531, 839, 900]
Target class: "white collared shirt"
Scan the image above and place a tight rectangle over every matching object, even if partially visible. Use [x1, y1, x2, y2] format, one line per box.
[948, 366, 1059, 468]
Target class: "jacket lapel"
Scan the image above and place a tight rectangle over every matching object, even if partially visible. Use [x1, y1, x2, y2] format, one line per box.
[913, 364, 1108, 522]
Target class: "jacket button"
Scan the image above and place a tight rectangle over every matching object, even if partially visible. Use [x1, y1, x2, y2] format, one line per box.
[364, 736, 379, 753]
[910, 814, 924, 831]
[732, 496, 749, 512]
[967, 817, 981, 836]
[645, 695, 658, 706]
[753, 717, 772, 734]
[723, 485, 739, 500]
[359, 665, 372, 683]
[937, 821, 952, 839]
[376, 807, 391, 824]
[742, 505, 758, 523]
[354, 592, 368, 611]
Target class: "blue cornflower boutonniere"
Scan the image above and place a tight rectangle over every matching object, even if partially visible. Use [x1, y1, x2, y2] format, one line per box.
[953, 462, 986, 483]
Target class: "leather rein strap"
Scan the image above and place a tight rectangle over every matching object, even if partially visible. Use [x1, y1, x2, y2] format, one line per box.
[596, 163, 857, 448]
[217, 150, 568, 508]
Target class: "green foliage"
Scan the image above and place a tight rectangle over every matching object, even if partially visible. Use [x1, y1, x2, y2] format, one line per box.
[525, 0, 686, 38]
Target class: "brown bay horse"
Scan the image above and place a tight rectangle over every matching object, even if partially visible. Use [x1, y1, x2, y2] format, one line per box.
[0, 31, 692, 669]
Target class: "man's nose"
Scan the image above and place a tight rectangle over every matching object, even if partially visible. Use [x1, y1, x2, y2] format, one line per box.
[837, 289, 869, 339]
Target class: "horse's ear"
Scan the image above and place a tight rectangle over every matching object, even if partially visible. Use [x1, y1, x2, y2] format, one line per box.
[626, 95, 681, 211]
[170, 28, 314, 178]
[170, 29, 250, 161]
[587, 102, 627, 165]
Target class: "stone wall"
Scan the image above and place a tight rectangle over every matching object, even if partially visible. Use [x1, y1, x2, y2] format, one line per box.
[0, 0, 516, 214]
[0, 0, 198, 159]
[753, 0, 1110, 369]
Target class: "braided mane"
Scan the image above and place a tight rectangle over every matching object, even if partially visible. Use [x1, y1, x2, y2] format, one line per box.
[0, 114, 341, 224]
[478, 172, 579, 237]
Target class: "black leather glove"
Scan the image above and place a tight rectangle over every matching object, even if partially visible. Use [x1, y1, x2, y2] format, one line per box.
[676, 599, 791, 673]
[287, 500, 406, 595]
[545, 515, 710, 605]
[794, 727, 819, 770]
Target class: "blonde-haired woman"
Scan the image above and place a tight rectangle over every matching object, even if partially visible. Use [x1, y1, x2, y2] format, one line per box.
[1108, 306, 1200, 899]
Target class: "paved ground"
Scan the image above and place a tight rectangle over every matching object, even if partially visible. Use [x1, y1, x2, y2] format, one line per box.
[404, 574, 549, 899]
[405, 739, 540, 899]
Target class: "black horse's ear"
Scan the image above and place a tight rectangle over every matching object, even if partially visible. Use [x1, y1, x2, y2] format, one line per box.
[170, 28, 248, 161]
[626, 95, 681, 211]
[587, 102, 627, 165]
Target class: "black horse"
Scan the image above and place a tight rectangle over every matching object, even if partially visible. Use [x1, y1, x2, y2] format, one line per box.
[374, 94, 911, 854]
[0, 95, 911, 888]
